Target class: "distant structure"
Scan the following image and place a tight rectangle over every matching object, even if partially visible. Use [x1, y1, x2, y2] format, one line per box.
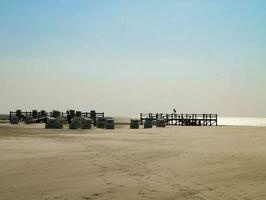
[140, 113, 218, 126]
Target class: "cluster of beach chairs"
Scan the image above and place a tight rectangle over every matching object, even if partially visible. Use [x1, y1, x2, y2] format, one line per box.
[129, 118, 166, 129]
[9, 110, 187, 130]
[10, 111, 167, 130]
[45, 118, 165, 130]
[10, 110, 218, 128]
[45, 116, 112, 129]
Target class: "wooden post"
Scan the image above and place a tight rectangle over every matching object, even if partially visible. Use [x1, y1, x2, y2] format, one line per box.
[171, 113, 173, 125]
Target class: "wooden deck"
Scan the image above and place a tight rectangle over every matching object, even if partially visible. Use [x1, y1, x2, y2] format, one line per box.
[140, 113, 218, 126]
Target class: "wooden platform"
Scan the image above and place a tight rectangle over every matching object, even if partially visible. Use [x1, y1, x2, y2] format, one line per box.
[140, 113, 218, 126]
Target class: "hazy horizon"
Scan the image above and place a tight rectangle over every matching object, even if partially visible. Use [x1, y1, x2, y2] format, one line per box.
[1, 0, 266, 117]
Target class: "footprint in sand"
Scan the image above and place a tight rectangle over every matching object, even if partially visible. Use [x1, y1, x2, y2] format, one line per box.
[82, 196, 93, 200]
[138, 190, 146, 195]
[82, 193, 100, 200]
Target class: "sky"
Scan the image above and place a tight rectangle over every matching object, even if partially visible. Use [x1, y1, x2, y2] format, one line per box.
[0, 0, 266, 117]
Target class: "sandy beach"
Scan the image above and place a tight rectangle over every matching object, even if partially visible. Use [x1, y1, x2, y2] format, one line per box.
[1, 124, 266, 200]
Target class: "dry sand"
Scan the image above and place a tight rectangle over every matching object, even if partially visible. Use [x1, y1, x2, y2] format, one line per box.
[0, 124, 266, 200]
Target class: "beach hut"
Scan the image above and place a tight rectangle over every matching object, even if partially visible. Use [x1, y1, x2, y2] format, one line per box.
[45, 117, 63, 129]
[130, 119, 140, 129]
[144, 118, 153, 129]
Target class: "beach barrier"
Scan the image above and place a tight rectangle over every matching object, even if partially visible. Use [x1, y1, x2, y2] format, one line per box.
[130, 119, 140, 129]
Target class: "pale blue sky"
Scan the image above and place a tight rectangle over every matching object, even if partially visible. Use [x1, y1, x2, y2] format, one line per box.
[0, 0, 266, 116]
